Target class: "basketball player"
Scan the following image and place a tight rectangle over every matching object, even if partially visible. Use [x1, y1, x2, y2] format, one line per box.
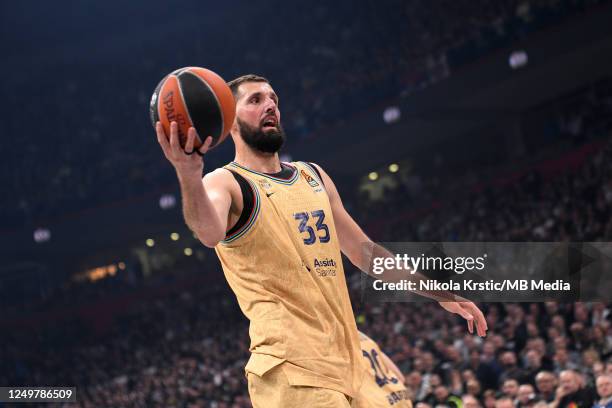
[355, 330, 412, 408]
[155, 74, 487, 407]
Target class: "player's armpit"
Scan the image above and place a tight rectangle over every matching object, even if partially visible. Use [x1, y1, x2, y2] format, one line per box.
[309, 163, 372, 270]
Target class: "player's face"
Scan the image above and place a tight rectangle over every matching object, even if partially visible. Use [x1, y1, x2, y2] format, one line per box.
[235, 81, 285, 153]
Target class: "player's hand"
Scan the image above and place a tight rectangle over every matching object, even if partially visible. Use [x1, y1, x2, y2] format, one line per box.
[438, 301, 488, 337]
[156, 121, 213, 177]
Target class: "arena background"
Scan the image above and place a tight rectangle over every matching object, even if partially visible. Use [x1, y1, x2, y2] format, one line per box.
[1, 0, 611, 407]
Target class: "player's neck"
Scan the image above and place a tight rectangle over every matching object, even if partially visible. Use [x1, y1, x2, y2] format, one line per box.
[233, 149, 281, 174]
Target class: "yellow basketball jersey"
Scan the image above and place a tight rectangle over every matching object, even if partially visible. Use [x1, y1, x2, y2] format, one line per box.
[214, 161, 364, 397]
[354, 332, 412, 408]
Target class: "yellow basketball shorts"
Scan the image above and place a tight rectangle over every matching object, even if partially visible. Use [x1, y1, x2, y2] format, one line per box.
[247, 364, 353, 408]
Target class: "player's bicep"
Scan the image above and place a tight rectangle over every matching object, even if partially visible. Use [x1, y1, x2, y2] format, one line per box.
[333, 203, 369, 258]
[202, 170, 233, 238]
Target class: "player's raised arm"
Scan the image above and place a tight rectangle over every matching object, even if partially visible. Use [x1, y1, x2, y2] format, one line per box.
[156, 122, 233, 248]
[311, 162, 488, 337]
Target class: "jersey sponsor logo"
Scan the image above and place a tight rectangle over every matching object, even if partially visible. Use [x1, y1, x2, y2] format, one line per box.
[301, 169, 320, 188]
[314, 257, 337, 277]
[314, 257, 336, 267]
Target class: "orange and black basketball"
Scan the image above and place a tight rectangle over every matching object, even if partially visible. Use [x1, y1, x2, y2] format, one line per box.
[149, 67, 235, 151]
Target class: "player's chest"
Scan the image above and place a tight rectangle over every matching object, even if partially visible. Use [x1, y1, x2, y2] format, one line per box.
[255, 177, 334, 242]
[255, 177, 327, 211]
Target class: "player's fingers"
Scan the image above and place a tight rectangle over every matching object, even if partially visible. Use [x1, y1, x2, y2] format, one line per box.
[156, 123, 173, 160]
[184, 128, 196, 154]
[155, 121, 168, 142]
[466, 302, 488, 335]
[197, 136, 214, 156]
[454, 303, 474, 322]
[156, 122, 170, 150]
[455, 305, 474, 334]
[476, 311, 487, 336]
[188, 126, 203, 148]
[169, 121, 180, 152]
[477, 316, 487, 337]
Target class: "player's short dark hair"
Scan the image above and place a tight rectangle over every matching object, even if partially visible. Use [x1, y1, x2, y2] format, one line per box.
[227, 74, 270, 100]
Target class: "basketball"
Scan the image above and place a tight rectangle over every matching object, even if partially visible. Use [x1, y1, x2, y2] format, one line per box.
[149, 67, 236, 151]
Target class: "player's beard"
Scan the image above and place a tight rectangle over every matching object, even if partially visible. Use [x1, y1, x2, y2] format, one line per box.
[237, 117, 286, 153]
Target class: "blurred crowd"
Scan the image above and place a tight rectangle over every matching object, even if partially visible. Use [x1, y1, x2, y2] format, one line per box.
[1, 281, 252, 407]
[350, 301, 612, 408]
[366, 133, 612, 244]
[2, 285, 610, 408]
[2, 0, 609, 228]
[355, 80, 612, 244]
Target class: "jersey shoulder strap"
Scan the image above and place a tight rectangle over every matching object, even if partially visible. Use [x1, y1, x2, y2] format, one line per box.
[223, 167, 256, 237]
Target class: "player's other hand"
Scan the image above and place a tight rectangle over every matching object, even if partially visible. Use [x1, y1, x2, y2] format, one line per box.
[156, 121, 213, 177]
[439, 301, 488, 337]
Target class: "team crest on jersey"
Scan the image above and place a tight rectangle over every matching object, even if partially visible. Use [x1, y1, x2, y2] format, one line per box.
[301, 170, 319, 188]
